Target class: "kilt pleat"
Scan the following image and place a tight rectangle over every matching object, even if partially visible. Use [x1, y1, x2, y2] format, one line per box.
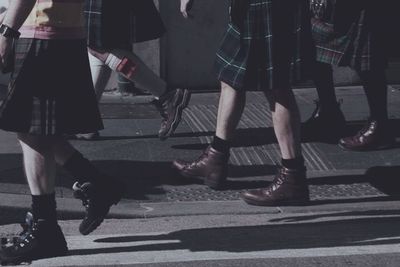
[85, 0, 166, 49]
[215, 0, 313, 91]
[312, 0, 387, 71]
[0, 39, 104, 136]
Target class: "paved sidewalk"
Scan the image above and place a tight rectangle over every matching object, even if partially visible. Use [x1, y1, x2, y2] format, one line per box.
[1, 86, 400, 266]
[1, 86, 399, 210]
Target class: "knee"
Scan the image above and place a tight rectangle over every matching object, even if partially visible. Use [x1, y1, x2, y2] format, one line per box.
[270, 89, 294, 102]
[265, 89, 296, 110]
[220, 82, 245, 97]
[88, 47, 109, 62]
[17, 133, 53, 154]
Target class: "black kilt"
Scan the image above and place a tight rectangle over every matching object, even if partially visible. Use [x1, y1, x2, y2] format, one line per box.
[85, 0, 166, 49]
[215, 0, 313, 91]
[0, 39, 103, 136]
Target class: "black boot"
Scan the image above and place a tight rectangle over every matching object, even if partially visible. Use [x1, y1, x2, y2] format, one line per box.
[0, 212, 68, 265]
[73, 180, 124, 235]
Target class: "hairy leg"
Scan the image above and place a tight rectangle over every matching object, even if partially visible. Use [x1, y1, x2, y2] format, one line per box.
[215, 81, 246, 141]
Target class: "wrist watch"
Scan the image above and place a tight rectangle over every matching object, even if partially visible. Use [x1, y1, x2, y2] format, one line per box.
[0, 24, 21, 39]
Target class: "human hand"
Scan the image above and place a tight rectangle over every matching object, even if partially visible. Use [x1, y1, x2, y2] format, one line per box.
[180, 0, 193, 19]
[0, 35, 13, 71]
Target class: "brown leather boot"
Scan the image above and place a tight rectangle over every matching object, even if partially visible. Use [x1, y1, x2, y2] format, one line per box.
[172, 146, 229, 190]
[241, 166, 309, 206]
[339, 119, 395, 151]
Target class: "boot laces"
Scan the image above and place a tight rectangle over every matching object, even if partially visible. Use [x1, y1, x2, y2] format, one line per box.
[355, 120, 375, 138]
[73, 182, 91, 209]
[188, 150, 209, 168]
[2, 220, 36, 249]
[264, 169, 285, 195]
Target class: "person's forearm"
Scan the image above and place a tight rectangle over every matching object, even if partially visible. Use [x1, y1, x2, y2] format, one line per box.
[2, 0, 36, 31]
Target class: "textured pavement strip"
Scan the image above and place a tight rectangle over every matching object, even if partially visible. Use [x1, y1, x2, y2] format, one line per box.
[184, 103, 342, 171]
[1, 86, 400, 204]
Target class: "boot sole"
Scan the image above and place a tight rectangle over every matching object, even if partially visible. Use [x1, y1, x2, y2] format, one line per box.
[338, 141, 395, 152]
[242, 196, 310, 207]
[0, 246, 68, 265]
[79, 194, 123, 236]
[178, 171, 205, 182]
[159, 89, 191, 141]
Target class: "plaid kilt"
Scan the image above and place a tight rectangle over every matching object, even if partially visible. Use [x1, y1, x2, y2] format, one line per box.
[0, 39, 103, 136]
[312, 1, 387, 71]
[85, 0, 166, 49]
[215, 0, 313, 91]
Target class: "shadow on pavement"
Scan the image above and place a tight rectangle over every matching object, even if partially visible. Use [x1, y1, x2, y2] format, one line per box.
[1, 151, 399, 203]
[0, 206, 134, 226]
[172, 128, 278, 150]
[171, 119, 400, 148]
[87, 130, 215, 141]
[366, 166, 400, 195]
[228, 164, 277, 178]
[269, 209, 400, 223]
[69, 214, 400, 255]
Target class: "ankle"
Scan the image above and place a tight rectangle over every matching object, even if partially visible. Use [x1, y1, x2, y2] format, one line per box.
[281, 157, 305, 170]
[211, 136, 231, 154]
[31, 193, 57, 222]
[63, 151, 105, 184]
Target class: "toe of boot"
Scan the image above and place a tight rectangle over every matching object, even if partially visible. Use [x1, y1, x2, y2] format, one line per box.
[172, 159, 189, 171]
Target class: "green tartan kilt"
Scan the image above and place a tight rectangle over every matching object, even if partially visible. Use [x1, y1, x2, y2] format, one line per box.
[85, 0, 166, 50]
[214, 0, 313, 91]
[311, 1, 387, 72]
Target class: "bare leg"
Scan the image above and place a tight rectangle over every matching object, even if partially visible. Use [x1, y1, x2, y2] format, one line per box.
[215, 81, 246, 141]
[172, 82, 245, 189]
[88, 48, 167, 98]
[51, 137, 76, 166]
[17, 134, 56, 195]
[88, 47, 190, 140]
[241, 89, 309, 206]
[267, 89, 302, 159]
[88, 52, 113, 101]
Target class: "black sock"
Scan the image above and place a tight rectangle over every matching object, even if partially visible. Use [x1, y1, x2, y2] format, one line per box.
[281, 157, 305, 170]
[211, 136, 231, 154]
[313, 62, 340, 113]
[63, 151, 104, 184]
[360, 70, 388, 123]
[31, 193, 57, 222]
